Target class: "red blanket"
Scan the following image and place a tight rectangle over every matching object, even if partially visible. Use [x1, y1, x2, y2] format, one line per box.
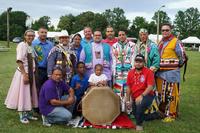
[83, 113, 135, 129]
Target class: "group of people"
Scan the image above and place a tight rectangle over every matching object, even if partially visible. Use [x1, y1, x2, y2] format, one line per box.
[4, 23, 187, 131]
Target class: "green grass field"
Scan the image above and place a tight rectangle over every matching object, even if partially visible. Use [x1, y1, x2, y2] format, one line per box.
[0, 41, 199, 133]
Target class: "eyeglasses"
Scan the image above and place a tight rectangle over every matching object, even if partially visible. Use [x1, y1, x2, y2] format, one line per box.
[94, 34, 101, 36]
[161, 29, 170, 32]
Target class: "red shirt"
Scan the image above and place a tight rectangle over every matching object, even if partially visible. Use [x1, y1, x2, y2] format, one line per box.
[102, 38, 118, 46]
[127, 67, 154, 99]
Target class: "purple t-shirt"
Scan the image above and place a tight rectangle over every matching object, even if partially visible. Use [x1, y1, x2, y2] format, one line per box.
[39, 79, 69, 116]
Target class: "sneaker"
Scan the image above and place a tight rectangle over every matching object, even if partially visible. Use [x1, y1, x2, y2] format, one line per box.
[27, 115, 38, 120]
[42, 115, 51, 127]
[43, 122, 52, 127]
[25, 112, 38, 120]
[67, 116, 81, 127]
[20, 117, 29, 124]
[136, 125, 143, 131]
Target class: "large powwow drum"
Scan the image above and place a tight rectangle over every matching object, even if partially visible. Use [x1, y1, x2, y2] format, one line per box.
[82, 87, 120, 125]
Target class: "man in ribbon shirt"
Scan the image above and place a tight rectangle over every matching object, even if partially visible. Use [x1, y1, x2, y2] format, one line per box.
[156, 23, 187, 122]
[47, 30, 76, 83]
[137, 28, 160, 72]
[112, 30, 138, 97]
[80, 30, 112, 86]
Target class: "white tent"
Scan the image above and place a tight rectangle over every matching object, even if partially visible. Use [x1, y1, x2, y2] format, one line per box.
[182, 36, 200, 44]
[34, 31, 62, 38]
[148, 34, 162, 44]
[76, 30, 84, 38]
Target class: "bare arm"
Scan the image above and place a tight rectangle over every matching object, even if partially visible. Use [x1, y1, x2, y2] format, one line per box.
[50, 88, 75, 106]
[142, 85, 153, 96]
[89, 82, 96, 87]
[17, 60, 26, 74]
[126, 86, 131, 102]
[17, 60, 29, 84]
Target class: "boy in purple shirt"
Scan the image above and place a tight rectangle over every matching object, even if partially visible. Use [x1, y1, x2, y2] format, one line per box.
[39, 66, 75, 126]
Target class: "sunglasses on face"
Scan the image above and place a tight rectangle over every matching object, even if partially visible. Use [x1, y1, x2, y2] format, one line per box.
[161, 29, 170, 32]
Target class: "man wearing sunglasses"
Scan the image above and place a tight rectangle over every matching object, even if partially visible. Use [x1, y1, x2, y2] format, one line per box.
[156, 23, 187, 122]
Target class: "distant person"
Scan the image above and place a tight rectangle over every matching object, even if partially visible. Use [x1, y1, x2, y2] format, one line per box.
[102, 26, 118, 46]
[32, 27, 53, 93]
[156, 23, 187, 122]
[88, 64, 108, 88]
[80, 26, 93, 47]
[39, 66, 75, 126]
[5, 29, 38, 124]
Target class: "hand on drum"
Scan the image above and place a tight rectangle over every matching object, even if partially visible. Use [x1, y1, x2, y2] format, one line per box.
[97, 80, 107, 86]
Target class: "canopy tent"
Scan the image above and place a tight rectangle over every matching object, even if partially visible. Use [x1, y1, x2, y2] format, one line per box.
[148, 34, 162, 44]
[34, 31, 62, 38]
[181, 36, 200, 44]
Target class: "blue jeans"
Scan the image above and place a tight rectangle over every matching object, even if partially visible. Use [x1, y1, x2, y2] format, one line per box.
[46, 95, 75, 124]
[107, 80, 112, 88]
[132, 95, 154, 126]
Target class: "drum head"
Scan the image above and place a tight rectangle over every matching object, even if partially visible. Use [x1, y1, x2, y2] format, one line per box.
[82, 87, 120, 125]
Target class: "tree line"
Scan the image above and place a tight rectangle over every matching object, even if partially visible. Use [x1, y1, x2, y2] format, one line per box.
[0, 7, 200, 40]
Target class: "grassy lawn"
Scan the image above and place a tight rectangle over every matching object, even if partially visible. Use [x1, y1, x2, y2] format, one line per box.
[0, 41, 199, 133]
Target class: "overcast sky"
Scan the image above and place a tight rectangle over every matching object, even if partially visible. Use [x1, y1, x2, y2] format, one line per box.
[1, 0, 200, 27]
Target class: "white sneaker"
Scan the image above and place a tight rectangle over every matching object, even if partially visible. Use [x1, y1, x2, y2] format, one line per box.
[136, 125, 143, 131]
[68, 116, 81, 127]
[42, 115, 51, 127]
[43, 122, 51, 127]
[20, 117, 29, 124]
[28, 116, 38, 120]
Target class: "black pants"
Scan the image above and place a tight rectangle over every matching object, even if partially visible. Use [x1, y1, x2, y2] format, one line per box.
[132, 95, 154, 126]
[36, 67, 48, 94]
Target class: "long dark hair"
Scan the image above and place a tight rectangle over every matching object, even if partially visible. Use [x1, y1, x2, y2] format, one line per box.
[71, 33, 82, 43]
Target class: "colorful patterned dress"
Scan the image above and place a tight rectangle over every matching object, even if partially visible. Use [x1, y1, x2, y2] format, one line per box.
[112, 40, 138, 97]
